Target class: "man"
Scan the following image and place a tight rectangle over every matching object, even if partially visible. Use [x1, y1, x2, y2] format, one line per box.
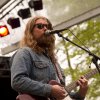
[11, 16, 88, 100]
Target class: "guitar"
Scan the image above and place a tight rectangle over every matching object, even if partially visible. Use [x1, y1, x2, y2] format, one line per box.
[16, 65, 100, 100]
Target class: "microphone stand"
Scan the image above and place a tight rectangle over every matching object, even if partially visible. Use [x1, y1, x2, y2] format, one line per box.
[56, 32, 100, 74]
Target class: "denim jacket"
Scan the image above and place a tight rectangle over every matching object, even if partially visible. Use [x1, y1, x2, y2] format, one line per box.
[11, 47, 84, 100]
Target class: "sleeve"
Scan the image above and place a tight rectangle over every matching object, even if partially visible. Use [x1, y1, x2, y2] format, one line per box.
[11, 48, 52, 97]
[69, 92, 85, 100]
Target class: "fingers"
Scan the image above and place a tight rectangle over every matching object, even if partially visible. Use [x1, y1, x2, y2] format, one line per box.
[61, 87, 66, 93]
[60, 87, 68, 99]
[77, 76, 88, 88]
[77, 76, 89, 97]
[51, 85, 67, 99]
[57, 86, 67, 98]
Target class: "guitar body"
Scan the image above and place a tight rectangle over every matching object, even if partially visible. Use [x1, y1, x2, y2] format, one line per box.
[16, 94, 73, 100]
[16, 65, 99, 100]
[16, 80, 73, 100]
[16, 94, 48, 100]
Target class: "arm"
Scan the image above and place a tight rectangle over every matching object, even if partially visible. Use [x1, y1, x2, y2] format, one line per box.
[11, 48, 67, 99]
[77, 76, 88, 98]
[11, 48, 51, 97]
[70, 76, 88, 100]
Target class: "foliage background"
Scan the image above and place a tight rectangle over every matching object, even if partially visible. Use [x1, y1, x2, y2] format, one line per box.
[56, 16, 100, 100]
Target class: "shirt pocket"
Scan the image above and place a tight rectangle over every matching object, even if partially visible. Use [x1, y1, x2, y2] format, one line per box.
[34, 61, 48, 68]
[33, 61, 49, 81]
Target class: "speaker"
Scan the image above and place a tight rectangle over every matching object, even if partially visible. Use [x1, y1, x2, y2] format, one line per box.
[7, 17, 20, 29]
[0, 77, 18, 99]
[18, 8, 31, 19]
[28, 0, 43, 11]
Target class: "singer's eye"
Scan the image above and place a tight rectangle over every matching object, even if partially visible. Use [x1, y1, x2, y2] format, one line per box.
[34, 23, 49, 29]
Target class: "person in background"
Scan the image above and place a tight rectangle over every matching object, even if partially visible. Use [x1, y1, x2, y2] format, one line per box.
[11, 16, 88, 100]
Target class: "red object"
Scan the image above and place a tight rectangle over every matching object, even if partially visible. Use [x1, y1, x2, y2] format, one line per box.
[0, 25, 9, 37]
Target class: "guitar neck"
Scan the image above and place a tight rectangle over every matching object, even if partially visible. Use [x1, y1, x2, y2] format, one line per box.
[65, 68, 99, 93]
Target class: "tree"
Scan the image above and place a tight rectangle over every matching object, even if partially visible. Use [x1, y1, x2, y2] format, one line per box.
[56, 17, 100, 100]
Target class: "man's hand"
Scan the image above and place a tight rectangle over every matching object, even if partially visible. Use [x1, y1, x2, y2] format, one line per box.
[51, 85, 67, 99]
[77, 76, 89, 98]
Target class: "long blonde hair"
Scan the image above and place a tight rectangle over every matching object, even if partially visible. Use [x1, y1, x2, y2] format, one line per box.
[20, 16, 57, 63]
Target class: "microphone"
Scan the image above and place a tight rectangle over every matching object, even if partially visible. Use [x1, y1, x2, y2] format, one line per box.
[45, 28, 67, 35]
[45, 30, 59, 35]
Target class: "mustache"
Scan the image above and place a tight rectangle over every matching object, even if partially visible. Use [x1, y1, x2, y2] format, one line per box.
[36, 35, 55, 47]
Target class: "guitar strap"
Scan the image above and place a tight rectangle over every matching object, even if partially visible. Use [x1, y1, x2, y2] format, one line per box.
[54, 62, 65, 85]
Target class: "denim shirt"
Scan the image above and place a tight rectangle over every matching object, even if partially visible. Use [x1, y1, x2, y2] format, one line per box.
[11, 47, 84, 100]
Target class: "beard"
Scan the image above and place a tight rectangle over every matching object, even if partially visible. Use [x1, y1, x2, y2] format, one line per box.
[36, 35, 55, 48]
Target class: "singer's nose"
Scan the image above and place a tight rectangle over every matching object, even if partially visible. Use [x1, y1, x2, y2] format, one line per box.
[43, 28, 48, 34]
[44, 26, 48, 30]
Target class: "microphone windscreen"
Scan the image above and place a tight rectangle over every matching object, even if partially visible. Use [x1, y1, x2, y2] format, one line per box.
[45, 30, 52, 35]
